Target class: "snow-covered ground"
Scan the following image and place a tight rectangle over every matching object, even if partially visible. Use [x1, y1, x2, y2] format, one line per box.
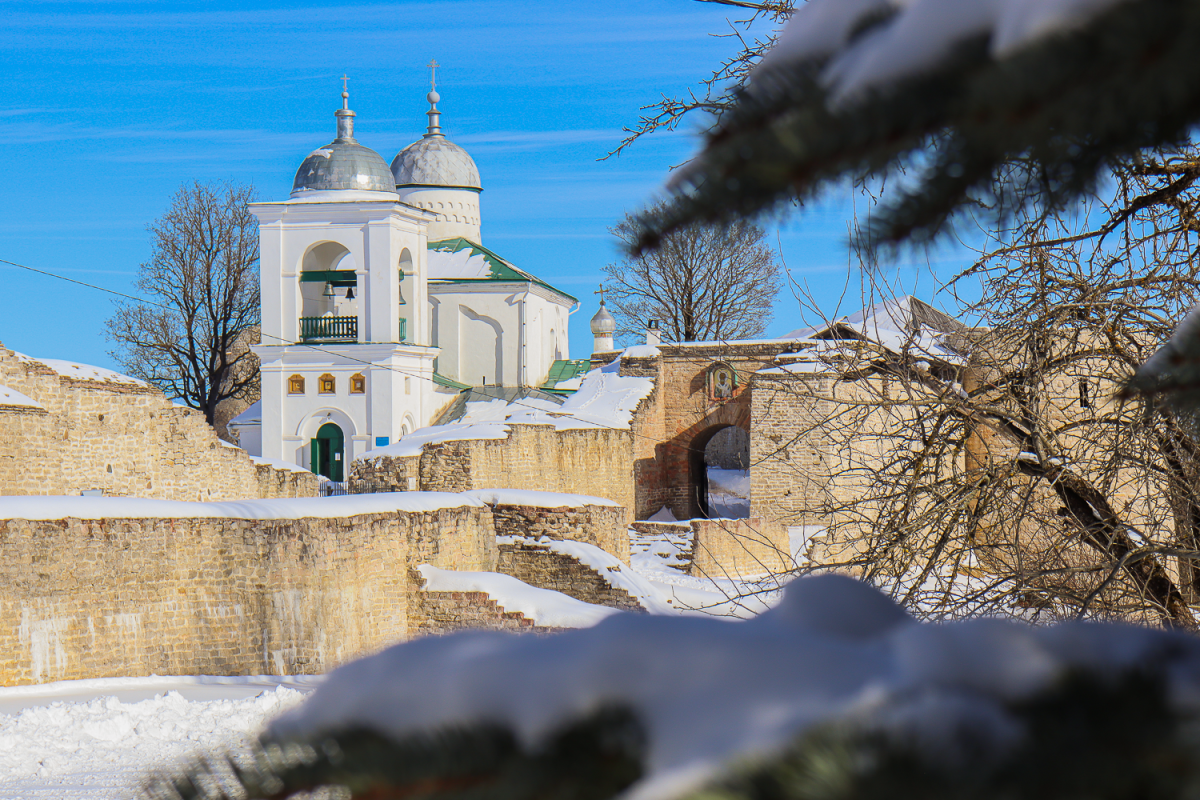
[0, 676, 317, 799]
[706, 467, 749, 519]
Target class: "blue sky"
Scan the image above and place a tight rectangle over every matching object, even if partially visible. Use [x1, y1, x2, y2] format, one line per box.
[0, 0, 971, 370]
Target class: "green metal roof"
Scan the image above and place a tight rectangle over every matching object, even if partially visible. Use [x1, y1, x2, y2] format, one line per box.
[427, 237, 578, 303]
[432, 372, 471, 390]
[539, 359, 592, 394]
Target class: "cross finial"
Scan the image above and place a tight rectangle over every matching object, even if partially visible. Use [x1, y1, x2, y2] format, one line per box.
[342, 74, 348, 92]
[595, 284, 607, 304]
[427, 60, 439, 91]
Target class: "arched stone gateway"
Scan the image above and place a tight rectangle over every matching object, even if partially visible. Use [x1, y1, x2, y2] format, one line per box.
[677, 402, 751, 521]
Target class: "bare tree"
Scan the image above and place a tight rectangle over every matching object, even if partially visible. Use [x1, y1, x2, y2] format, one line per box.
[603, 0, 792, 160]
[107, 181, 260, 427]
[603, 204, 781, 343]
[750, 146, 1200, 627]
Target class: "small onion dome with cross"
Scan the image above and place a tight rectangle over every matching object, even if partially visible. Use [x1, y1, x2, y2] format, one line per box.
[292, 81, 397, 196]
[590, 289, 616, 354]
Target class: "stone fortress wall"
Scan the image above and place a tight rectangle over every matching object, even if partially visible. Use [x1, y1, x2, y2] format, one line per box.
[0, 344, 317, 501]
[353, 425, 641, 525]
[0, 493, 628, 686]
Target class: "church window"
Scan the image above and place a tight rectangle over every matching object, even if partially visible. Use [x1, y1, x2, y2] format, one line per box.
[288, 375, 305, 394]
[350, 373, 366, 394]
[319, 373, 336, 394]
[1079, 378, 1091, 409]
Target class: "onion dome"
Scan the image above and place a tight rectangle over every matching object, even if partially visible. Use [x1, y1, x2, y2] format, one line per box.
[292, 86, 396, 196]
[390, 89, 482, 190]
[590, 300, 617, 335]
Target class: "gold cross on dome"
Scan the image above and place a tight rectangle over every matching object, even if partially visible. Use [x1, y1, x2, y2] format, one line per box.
[427, 60, 439, 91]
[595, 284, 606, 303]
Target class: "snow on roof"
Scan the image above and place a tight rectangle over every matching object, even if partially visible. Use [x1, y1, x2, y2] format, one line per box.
[21, 356, 151, 388]
[416, 564, 619, 628]
[270, 574, 1200, 800]
[466, 489, 620, 508]
[622, 344, 661, 358]
[506, 361, 654, 431]
[759, 0, 1133, 106]
[427, 238, 576, 303]
[0, 492, 484, 521]
[357, 362, 654, 461]
[228, 400, 261, 427]
[779, 297, 967, 364]
[0, 384, 43, 410]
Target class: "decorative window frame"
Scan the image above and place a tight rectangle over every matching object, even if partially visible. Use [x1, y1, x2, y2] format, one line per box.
[350, 373, 366, 394]
[318, 373, 336, 395]
[288, 375, 306, 395]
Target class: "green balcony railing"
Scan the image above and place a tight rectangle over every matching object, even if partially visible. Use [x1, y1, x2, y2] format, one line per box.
[300, 316, 357, 342]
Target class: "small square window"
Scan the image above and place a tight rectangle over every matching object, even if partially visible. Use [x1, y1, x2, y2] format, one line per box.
[318, 373, 336, 394]
[288, 375, 305, 394]
[350, 373, 366, 394]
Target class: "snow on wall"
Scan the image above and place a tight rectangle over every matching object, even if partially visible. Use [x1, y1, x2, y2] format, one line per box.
[467, 489, 620, 509]
[0, 385, 43, 410]
[498, 534, 674, 615]
[26, 357, 150, 388]
[416, 564, 619, 629]
[0, 492, 484, 521]
[271, 574, 1200, 800]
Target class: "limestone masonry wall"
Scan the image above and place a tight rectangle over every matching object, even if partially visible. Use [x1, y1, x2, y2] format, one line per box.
[690, 517, 793, 580]
[353, 425, 637, 524]
[497, 542, 645, 612]
[411, 588, 566, 636]
[488, 503, 629, 563]
[0, 505, 493, 685]
[0, 344, 316, 501]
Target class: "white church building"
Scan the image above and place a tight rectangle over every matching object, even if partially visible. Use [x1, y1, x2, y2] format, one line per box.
[239, 81, 578, 480]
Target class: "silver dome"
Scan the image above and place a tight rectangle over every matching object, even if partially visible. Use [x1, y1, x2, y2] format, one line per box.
[591, 302, 616, 334]
[391, 136, 481, 190]
[293, 139, 396, 194]
[292, 89, 397, 196]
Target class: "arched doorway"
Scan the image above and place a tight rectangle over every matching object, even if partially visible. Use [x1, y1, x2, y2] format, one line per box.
[311, 422, 345, 482]
[688, 423, 750, 519]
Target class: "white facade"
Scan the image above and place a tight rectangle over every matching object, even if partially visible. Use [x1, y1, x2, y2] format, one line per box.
[249, 193, 443, 473]
[245, 85, 575, 479]
[430, 282, 572, 387]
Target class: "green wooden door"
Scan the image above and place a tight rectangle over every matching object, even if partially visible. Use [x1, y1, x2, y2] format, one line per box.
[311, 422, 345, 481]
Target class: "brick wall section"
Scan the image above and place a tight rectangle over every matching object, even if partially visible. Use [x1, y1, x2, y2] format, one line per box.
[0, 505, 495, 685]
[488, 504, 629, 563]
[496, 542, 645, 612]
[0, 344, 317, 500]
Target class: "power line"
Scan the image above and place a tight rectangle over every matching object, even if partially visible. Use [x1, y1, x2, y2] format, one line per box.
[0, 254, 726, 456]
